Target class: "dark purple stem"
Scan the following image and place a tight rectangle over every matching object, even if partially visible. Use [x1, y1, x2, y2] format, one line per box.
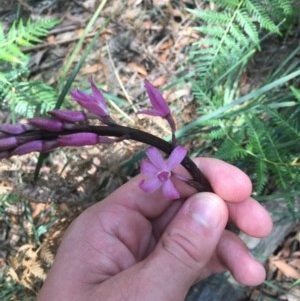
[17, 124, 213, 192]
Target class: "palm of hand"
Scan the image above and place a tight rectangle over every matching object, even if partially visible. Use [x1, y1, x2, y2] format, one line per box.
[38, 158, 272, 301]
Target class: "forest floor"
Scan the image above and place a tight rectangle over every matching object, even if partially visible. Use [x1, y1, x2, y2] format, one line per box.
[0, 1, 299, 300]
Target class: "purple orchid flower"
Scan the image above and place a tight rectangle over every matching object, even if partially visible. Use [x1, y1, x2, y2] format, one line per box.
[140, 145, 187, 200]
[70, 78, 114, 124]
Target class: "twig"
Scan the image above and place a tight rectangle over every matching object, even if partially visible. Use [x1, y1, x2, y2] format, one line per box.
[22, 32, 99, 53]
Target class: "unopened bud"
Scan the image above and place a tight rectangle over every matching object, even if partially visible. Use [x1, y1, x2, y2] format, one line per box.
[57, 133, 99, 147]
[49, 110, 87, 123]
[0, 137, 18, 150]
[29, 117, 64, 131]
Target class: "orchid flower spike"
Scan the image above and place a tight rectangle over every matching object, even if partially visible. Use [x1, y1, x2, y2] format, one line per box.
[70, 78, 115, 125]
[140, 146, 187, 200]
[137, 80, 177, 145]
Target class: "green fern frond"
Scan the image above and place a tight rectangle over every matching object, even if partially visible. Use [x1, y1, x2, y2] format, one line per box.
[0, 18, 60, 65]
[254, 159, 268, 193]
[6, 80, 58, 118]
[235, 9, 259, 44]
[0, 18, 60, 118]
[181, 0, 298, 210]
[264, 106, 300, 138]
[243, 0, 280, 33]
[188, 0, 292, 87]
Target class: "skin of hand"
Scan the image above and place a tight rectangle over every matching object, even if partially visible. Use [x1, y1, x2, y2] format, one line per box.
[37, 158, 272, 301]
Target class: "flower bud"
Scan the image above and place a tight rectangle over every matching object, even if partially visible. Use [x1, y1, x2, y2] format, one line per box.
[12, 140, 43, 155]
[48, 110, 87, 123]
[0, 124, 28, 135]
[29, 117, 64, 131]
[0, 137, 18, 150]
[57, 133, 99, 147]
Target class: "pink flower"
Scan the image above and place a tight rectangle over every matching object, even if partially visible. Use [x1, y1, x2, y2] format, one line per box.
[70, 78, 109, 118]
[140, 146, 187, 200]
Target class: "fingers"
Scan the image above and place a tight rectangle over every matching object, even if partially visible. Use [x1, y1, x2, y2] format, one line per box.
[177, 158, 252, 202]
[217, 231, 266, 286]
[227, 197, 273, 237]
[139, 192, 228, 299]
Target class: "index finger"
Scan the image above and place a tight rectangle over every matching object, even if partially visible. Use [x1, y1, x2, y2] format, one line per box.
[100, 157, 252, 218]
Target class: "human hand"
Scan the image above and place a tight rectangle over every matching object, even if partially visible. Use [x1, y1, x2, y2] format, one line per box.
[37, 158, 272, 301]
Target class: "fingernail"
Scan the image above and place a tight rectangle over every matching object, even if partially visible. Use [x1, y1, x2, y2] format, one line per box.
[188, 194, 222, 228]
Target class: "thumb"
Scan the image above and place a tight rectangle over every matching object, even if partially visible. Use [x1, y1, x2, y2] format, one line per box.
[142, 192, 228, 300]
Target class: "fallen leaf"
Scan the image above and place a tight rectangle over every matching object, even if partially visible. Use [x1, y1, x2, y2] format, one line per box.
[81, 64, 103, 75]
[289, 258, 300, 269]
[270, 258, 300, 279]
[152, 75, 168, 87]
[158, 39, 174, 51]
[128, 62, 148, 76]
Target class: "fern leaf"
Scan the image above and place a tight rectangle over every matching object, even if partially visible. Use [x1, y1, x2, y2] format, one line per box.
[254, 159, 268, 193]
[0, 72, 10, 84]
[235, 9, 259, 45]
[265, 106, 300, 138]
[214, 0, 240, 9]
[0, 18, 60, 65]
[244, 0, 280, 33]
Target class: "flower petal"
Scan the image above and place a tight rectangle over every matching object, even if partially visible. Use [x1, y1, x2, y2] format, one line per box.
[70, 92, 107, 117]
[144, 80, 170, 117]
[145, 147, 166, 170]
[166, 146, 187, 170]
[139, 177, 161, 193]
[90, 78, 108, 113]
[70, 90, 93, 102]
[162, 179, 180, 200]
[141, 159, 159, 176]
